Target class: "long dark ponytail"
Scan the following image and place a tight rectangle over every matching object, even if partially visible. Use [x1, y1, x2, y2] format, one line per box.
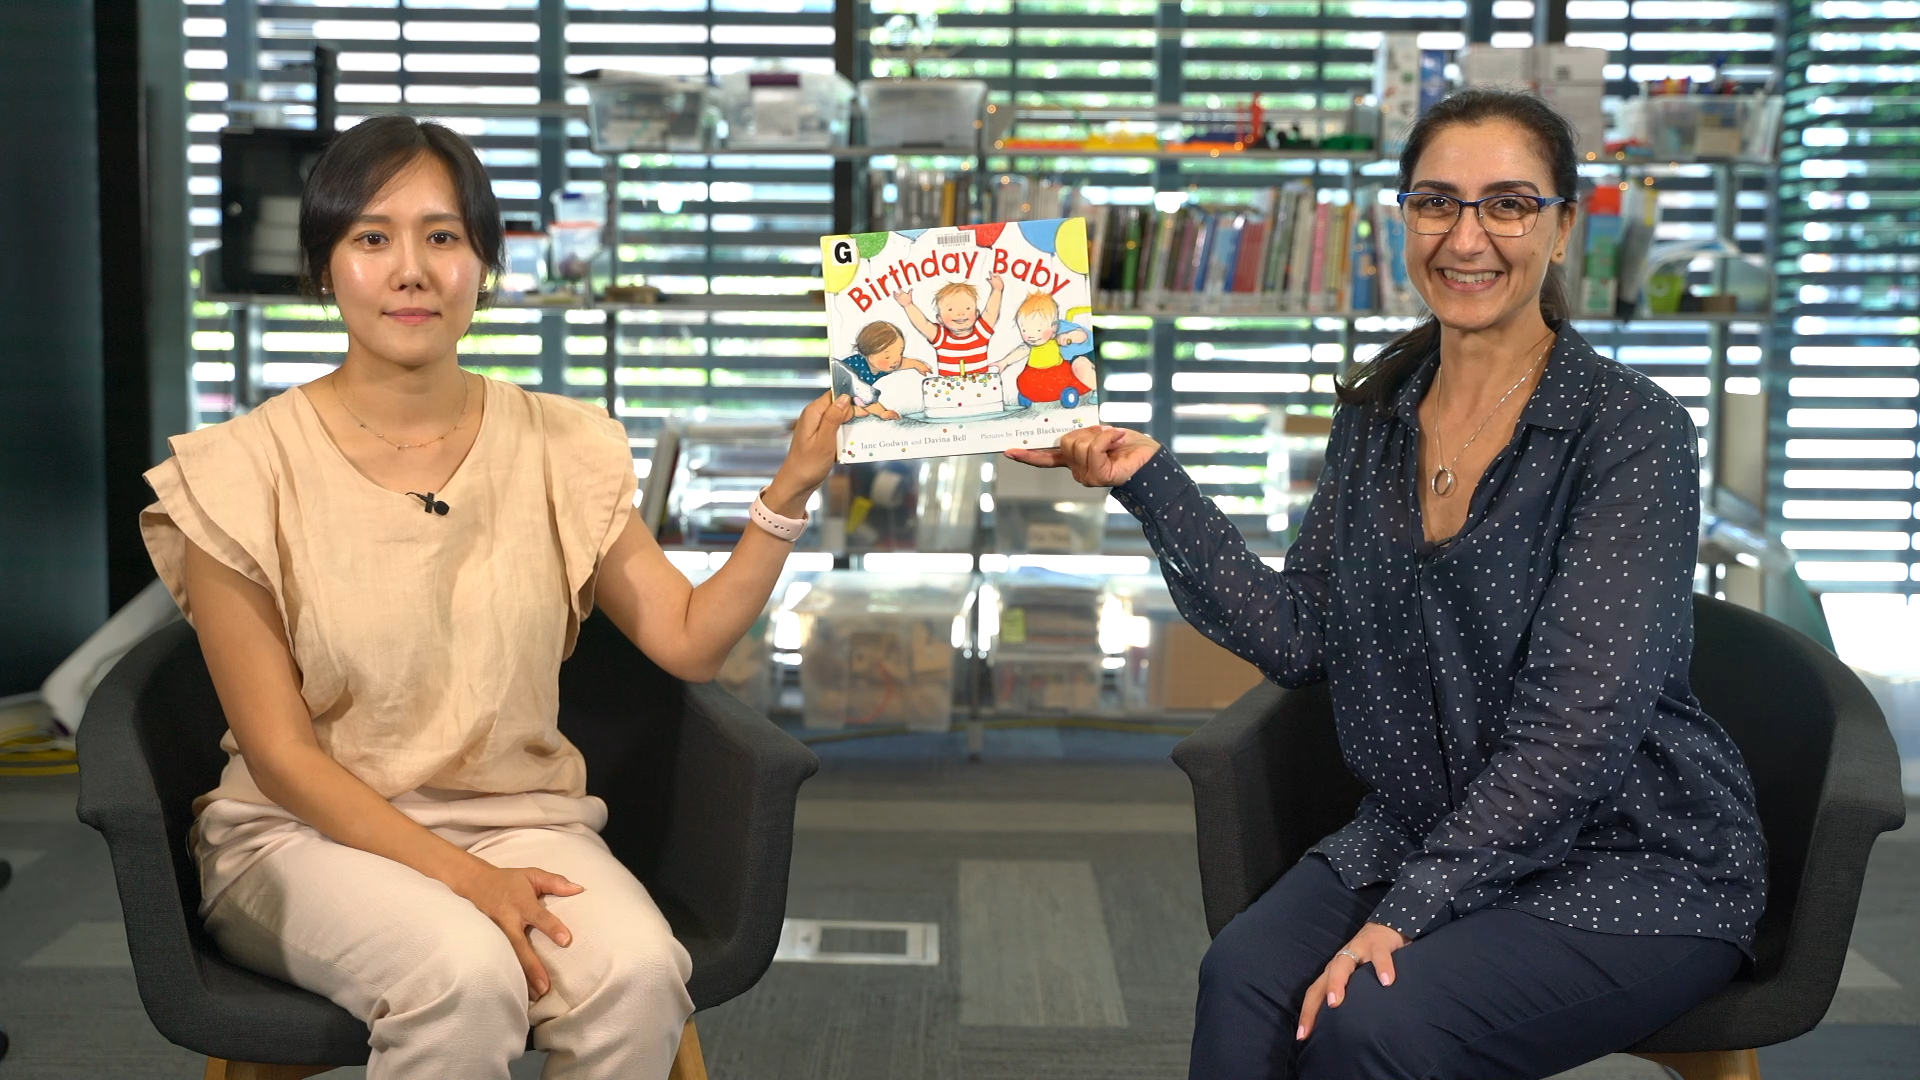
[1335, 88, 1580, 410]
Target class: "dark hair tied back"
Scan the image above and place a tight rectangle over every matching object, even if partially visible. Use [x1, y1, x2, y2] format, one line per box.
[1335, 88, 1580, 410]
[297, 115, 504, 306]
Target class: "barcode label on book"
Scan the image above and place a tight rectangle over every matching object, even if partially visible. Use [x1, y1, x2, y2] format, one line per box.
[936, 233, 970, 245]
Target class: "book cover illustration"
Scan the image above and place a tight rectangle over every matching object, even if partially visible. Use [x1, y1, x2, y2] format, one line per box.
[821, 217, 1100, 462]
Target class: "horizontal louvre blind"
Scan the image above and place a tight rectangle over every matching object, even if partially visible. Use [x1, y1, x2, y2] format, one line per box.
[912, 0, 1786, 545]
[1775, 0, 1919, 597]
[567, 0, 837, 458]
[186, 0, 840, 476]
[180, 1, 1812, 560]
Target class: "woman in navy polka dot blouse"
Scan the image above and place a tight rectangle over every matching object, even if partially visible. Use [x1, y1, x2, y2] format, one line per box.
[1008, 89, 1767, 1080]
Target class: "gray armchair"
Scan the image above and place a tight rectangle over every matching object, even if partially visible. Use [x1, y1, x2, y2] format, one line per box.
[1172, 594, 1906, 1080]
[76, 613, 817, 1080]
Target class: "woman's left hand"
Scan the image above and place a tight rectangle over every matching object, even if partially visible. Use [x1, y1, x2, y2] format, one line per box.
[1296, 922, 1410, 1041]
[764, 391, 855, 516]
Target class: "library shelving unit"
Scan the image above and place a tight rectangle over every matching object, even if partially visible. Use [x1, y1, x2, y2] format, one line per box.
[181, 2, 1835, 601]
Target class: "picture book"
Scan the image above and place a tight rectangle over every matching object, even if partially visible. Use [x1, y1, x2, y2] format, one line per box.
[821, 218, 1100, 463]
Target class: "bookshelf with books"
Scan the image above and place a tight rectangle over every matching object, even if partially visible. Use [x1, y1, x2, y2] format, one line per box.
[180, 1, 1801, 575]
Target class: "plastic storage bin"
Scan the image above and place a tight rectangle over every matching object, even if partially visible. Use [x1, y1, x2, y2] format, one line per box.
[984, 570, 1106, 715]
[991, 458, 1106, 555]
[820, 456, 982, 555]
[794, 573, 972, 731]
[859, 79, 987, 150]
[647, 423, 796, 548]
[1106, 575, 1264, 714]
[719, 68, 854, 147]
[1264, 410, 1330, 544]
[1618, 94, 1781, 161]
[578, 71, 716, 153]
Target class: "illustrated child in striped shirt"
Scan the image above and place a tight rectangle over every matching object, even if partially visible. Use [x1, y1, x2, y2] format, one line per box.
[834, 321, 931, 421]
[894, 275, 1006, 376]
[1003, 291, 1096, 408]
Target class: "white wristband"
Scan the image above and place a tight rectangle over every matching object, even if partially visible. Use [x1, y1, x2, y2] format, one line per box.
[749, 488, 808, 542]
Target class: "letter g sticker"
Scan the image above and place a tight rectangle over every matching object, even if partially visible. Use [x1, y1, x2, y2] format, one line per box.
[831, 240, 855, 265]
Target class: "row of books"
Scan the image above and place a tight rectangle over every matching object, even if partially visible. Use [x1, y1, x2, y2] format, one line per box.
[866, 167, 977, 231]
[1081, 185, 1426, 316]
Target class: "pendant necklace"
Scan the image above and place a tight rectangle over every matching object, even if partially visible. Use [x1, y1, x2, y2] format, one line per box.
[336, 374, 471, 451]
[1428, 335, 1553, 497]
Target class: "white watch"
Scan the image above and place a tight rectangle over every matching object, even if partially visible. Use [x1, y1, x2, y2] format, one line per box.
[749, 488, 808, 542]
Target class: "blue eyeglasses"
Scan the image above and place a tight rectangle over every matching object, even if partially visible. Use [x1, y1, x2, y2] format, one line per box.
[1396, 192, 1571, 237]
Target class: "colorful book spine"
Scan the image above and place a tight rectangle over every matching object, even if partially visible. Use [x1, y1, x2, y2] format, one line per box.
[1120, 208, 1143, 308]
[1285, 191, 1319, 310]
[1236, 219, 1268, 293]
[1580, 184, 1623, 315]
[1350, 206, 1377, 312]
[1262, 189, 1293, 298]
[1189, 212, 1216, 293]
[1305, 201, 1331, 312]
[1328, 204, 1354, 312]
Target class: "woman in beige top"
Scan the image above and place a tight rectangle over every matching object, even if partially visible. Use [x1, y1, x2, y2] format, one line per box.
[140, 117, 850, 1080]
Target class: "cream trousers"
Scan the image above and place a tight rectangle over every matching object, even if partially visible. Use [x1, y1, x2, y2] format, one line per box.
[202, 814, 695, 1080]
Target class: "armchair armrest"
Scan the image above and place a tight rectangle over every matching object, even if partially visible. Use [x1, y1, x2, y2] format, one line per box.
[1171, 680, 1365, 938]
[76, 622, 370, 1065]
[1734, 648, 1904, 1035]
[1631, 633, 1906, 1054]
[75, 627, 207, 1034]
[647, 682, 819, 1008]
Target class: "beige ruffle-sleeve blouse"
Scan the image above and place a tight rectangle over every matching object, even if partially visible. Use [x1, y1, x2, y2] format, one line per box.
[141, 377, 637, 815]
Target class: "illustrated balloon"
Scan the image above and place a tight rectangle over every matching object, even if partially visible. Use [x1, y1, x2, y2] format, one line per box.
[821, 235, 858, 294]
[1055, 216, 1089, 275]
[962, 222, 1006, 247]
[854, 231, 892, 260]
[1017, 218, 1062, 255]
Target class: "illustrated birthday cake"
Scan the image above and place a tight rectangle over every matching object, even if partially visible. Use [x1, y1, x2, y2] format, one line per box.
[921, 371, 1004, 418]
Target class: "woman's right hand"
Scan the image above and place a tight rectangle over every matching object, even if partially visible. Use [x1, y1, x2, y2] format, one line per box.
[1004, 424, 1160, 488]
[447, 859, 584, 999]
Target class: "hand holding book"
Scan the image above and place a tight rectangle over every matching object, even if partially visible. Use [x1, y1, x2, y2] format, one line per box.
[764, 391, 856, 516]
[1004, 424, 1160, 489]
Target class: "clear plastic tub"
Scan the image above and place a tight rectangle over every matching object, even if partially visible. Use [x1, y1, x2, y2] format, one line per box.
[859, 79, 987, 150]
[1104, 575, 1265, 715]
[794, 573, 972, 731]
[1619, 94, 1781, 161]
[991, 458, 1106, 555]
[656, 424, 794, 548]
[718, 68, 854, 147]
[1264, 410, 1330, 545]
[578, 71, 716, 153]
[821, 457, 982, 556]
[983, 569, 1106, 715]
[499, 229, 548, 298]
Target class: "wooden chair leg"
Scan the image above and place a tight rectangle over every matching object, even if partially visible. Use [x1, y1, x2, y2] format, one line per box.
[203, 1060, 334, 1080]
[1632, 1049, 1762, 1080]
[668, 1018, 708, 1080]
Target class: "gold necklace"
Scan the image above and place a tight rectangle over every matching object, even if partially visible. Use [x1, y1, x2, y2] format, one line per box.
[335, 374, 472, 451]
[1428, 334, 1553, 497]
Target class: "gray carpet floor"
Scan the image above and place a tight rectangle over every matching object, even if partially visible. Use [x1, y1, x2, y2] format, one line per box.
[2, 739, 1916, 1079]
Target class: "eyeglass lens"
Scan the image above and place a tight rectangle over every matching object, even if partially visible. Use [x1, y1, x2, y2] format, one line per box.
[1401, 195, 1543, 237]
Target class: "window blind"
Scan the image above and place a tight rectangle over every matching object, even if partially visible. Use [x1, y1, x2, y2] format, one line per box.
[1775, 0, 1919, 602]
[179, 1, 1909, 585]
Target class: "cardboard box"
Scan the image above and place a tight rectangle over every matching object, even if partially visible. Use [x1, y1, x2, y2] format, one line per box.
[1148, 621, 1266, 712]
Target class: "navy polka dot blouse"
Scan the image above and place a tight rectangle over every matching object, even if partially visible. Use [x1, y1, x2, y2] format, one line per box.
[1115, 324, 1767, 954]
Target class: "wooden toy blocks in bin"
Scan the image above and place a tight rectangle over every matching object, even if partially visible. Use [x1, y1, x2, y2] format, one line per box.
[794, 573, 972, 731]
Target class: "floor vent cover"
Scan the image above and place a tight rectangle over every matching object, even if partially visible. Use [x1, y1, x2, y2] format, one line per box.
[774, 918, 941, 966]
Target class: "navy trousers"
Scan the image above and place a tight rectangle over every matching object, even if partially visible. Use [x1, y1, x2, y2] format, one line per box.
[1190, 856, 1742, 1080]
